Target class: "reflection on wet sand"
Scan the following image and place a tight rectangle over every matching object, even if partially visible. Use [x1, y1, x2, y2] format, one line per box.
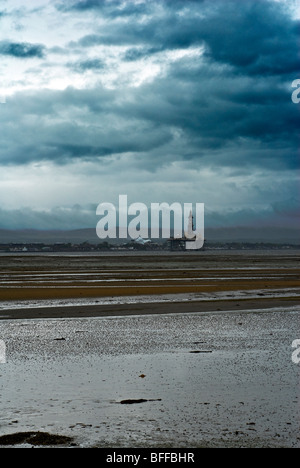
[0, 307, 299, 448]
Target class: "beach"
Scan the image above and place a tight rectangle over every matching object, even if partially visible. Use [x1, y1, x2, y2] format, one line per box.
[0, 250, 299, 319]
[0, 251, 299, 448]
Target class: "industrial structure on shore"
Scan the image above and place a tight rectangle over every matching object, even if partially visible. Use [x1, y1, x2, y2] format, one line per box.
[167, 211, 204, 251]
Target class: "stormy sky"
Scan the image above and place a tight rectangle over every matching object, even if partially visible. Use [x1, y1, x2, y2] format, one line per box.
[0, 0, 299, 235]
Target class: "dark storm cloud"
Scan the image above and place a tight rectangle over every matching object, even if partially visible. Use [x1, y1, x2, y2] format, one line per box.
[61, 0, 298, 82]
[0, 73, 297, 171]
[62, 0, 299, 170]
[0, 40, 45, 58]
[69, 0, 299, 77]
[57, 0, 151, 17]
[107, 62, 298, 169]
[199, 2, 299, 77]
[1, 0, 298, 173]
[0, 87, 173, 166]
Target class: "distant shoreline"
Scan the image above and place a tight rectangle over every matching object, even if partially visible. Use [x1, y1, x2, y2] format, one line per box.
[1, 243, 299, 255]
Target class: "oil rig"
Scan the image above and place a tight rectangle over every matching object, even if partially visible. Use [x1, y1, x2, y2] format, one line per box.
[167, 211, 204, 251]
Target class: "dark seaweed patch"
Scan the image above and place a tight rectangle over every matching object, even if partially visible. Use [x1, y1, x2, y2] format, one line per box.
[0, 431, 73, 446]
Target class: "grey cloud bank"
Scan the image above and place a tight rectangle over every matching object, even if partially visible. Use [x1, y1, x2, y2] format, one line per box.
[0, 0, 299, 237]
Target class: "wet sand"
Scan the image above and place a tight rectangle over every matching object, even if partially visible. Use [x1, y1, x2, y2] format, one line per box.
[0, 307, 299, 448]
[0, 251, 299, 319]
[0, 251, 299, 448]
[0, 297, 298, 320]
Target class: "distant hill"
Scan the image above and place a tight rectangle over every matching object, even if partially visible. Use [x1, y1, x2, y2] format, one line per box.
[0, 229, 100, 244]
[0, 227, 298, 244]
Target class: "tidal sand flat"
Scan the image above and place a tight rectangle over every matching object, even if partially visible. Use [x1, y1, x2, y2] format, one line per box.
[0, 251, 299, 447]
[0, 308, 299, 448]
[0, 250, 299, 318]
